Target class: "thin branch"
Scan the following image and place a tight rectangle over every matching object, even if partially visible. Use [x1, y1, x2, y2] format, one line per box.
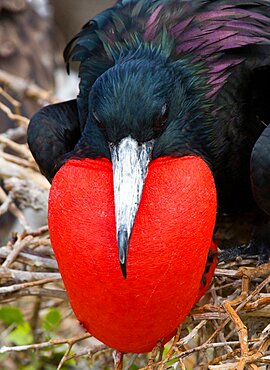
[0, 247, 58, 269]
[0, 87, 21, 114]
[0, 268, 61, 284]
[0, 101, 29, 127]
[1, 151, 37, 170]
[2, 235, 33, 268]
[0, 186, 29, 229]
[0, 287, 67, 302]
[177, 320, 207, 347]
[159, 326, 181, 369]
[0, 333, 92, 355]
[113, 350, 124, 370]
[0, 135, 31, 159]
[223, 301, 248, 357]
[0, 69, 58, 104]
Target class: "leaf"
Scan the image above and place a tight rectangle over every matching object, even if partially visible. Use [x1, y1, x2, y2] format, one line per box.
[0, 306, 24, 326]
[7, 322, 33, 345]
[42, 308, 62, 332]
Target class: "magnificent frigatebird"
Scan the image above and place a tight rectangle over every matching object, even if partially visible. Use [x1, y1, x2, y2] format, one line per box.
[28, 0, 270, 353]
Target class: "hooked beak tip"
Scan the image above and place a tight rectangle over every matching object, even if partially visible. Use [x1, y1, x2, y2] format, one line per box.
[120, 261, 127, 279]
[118, 226, 128, 279]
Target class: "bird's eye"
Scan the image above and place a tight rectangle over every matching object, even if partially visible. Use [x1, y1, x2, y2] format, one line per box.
[93, 111, 105, 130]
[154, 103, 169, 133]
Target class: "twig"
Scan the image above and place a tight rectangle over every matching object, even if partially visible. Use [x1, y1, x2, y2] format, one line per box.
[0, 188, 13, 215]
[160, 326, 181, 370]
[0, 186, 29, 229]
[113, 350, 124, 370]
[2, 126, 26, 141]
[147, 340, 163, 369]
[177, 320, 207, 347]
[239, 263, 270, 279]
[214, 319, 233, 354]
[0, 101, 29, 127]
[0, 157, 50, 190]
[0, 69, 58, 104]
[0, 135, 31, 159]
[0, 287, 67, 302]
[179, 358, 186, 370]
[208, 362, 240, 369]
[245, 297, 270, 311]
[0, 268, 61, 284]
[215, 268, 239, 278]
[0, 87, 21, 114]
[25, 225, 48, 237]
[0, 277, 62, 295]
[210, 348, 241, 366]
[2, 235, 33, 268]
[4, 177, 48, 210]
[64, 344, 108, 362]
[0, 333, 92, 355]
[223, 301, 248, 357]
[223, 301, 248, 370]
[30, 297, 42, 342]
[1, 151, 37, 170]
[0, 247, 57, 269]
[56, 333, 93, 370]
[238, 339, 270, 369]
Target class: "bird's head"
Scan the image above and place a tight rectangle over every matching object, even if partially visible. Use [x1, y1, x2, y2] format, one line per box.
[66, 57, 215, 278]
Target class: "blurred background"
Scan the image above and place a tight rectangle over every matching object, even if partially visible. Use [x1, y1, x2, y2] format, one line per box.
[52, 0, 114, 44]
[0, 0, 115, 242]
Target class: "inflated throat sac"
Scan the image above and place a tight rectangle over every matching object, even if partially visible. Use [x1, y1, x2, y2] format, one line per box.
[48, 155, 217, 353]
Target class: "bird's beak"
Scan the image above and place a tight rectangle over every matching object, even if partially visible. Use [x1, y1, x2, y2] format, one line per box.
[111, 136, 154, 278]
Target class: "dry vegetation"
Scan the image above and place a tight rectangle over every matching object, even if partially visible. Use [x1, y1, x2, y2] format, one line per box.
[0, 69, 269, 370]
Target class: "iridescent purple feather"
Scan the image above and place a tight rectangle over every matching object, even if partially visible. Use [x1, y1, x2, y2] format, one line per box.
[143, 1, 270, 96]
[65, 0, 270, 103]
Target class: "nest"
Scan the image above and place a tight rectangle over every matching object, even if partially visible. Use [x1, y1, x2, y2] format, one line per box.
[0, 69, 269, 370]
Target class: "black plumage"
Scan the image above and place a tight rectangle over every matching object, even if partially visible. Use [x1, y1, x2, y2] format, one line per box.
[28, 0, 270, 259]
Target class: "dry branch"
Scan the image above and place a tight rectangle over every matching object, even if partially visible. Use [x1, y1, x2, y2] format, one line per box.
[0, 185, 29, 229]
[0, 333, 92, 355]
[0, 101, 29, 127]
[0, 69, 58, 105]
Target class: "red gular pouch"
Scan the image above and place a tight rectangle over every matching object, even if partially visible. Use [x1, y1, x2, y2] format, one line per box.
[196, 241, 218, 303]
[48, 155, 217, 353]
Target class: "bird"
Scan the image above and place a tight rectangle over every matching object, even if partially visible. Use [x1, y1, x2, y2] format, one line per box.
[27, 0, 270, 354]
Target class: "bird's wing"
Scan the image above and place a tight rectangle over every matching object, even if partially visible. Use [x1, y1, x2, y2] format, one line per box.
[27, 100, 81, 182]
